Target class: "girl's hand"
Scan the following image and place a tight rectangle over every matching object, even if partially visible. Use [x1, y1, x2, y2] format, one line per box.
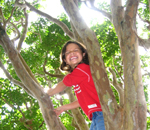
[53, 101, 79, 117]
[47, 88, 52, 96]
[54, 107, 64, 117]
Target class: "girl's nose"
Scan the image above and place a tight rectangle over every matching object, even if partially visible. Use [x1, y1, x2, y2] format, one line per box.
[70, 50, 75, 55]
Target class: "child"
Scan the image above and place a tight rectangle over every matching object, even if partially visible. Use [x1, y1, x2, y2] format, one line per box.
[47, 41, 105, 130]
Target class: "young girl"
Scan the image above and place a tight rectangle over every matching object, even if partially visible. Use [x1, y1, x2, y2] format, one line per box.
[47, 41, 105, 130]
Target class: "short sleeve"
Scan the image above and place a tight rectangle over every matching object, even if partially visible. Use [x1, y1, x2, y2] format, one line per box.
[63, 64, 91, 86]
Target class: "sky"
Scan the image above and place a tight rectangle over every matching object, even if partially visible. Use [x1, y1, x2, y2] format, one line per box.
[28, 0, 104, 27]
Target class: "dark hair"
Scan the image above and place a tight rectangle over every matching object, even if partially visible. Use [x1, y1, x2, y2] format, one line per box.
[60, 41, 89, 72]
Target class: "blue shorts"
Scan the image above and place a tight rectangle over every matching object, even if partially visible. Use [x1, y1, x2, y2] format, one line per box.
[90, 111, 105, 130]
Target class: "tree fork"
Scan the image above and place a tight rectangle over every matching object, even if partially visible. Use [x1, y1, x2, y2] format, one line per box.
[0, 23, 63, 130]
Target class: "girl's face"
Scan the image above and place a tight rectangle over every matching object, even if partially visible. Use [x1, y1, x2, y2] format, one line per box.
[64, 43, 85, 69]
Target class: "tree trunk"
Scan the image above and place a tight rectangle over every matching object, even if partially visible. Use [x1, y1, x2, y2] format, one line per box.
[60, 0, 123, 129]
[0, 25, 63, 130]
[121, 10, 147, 130]
[110, 0, 147, 129]
[1, 0, 148, 129]
[66, 87, 89, 130]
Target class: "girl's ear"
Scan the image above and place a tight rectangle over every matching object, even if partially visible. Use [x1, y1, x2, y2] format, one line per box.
[64, 59, 66, 63]
[83, 53, 85, 57]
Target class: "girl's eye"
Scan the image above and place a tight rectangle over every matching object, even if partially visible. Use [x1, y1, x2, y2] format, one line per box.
[65, 52, 70, 55]
[65, 49, 80, 56]
[74, 49, 79, 52]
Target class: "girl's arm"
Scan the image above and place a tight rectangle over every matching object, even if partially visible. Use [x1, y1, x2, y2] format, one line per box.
[47, 81, 67, 96]
[54, 100, 80, 117]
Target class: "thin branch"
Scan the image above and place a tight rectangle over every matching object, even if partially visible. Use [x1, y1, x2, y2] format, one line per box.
[43, 55, 64, 79]
[58, 97, 73, 117]
[84, 1, 112, 21]
[133, 14, 150, 49]
[72, 118, 80, 130]
[0, 5, 20, 44]
[134, 30, 150, 50]
[39, 120, 45, 128]
[1, 97, 25, 118]
[138, 13, 150, 25]
[24, 1, 74, 39]
[0, 7, 6, 28]
[112, 56, 124, 82]
[149, 0, 150, 14]
[17, 8, 28, 52]
[25, 102, 33, 114]
[109, 67, 124, 107]
[0, 60, 34, 97]
[18, 53, 41, 87]
[147, 109, 150, 115]
[10, 22, 21, 42]
[142, 72, 150, 77]
[14, 0, 26, 8]
[6, 7, 16, 24]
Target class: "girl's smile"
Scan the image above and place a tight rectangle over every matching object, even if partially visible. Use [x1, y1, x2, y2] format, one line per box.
[64, 43, 85, 69]
[70, 56, 78, 61]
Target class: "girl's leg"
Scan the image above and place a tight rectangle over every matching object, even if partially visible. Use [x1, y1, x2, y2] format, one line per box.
[90, 111, 105, 130]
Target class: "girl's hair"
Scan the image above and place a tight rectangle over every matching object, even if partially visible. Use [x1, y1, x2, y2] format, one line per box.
[60, 41, 89, 72]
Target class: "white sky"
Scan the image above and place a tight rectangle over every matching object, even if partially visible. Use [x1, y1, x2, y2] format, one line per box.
[28, 0, 104, 27]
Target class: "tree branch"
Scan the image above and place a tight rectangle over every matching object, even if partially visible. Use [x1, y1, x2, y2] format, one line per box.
[21, 1, 74, 39]
[134, 30, 150, 50]
[10, 22, 21, 43]
[138, 13, 150, 25]
[43, 55, 64, 79]
[147, 109, 150, 115]
[6, 7, 16, 25]
[17, 8, 28, 52]
[18, 53, 41, 87]
[14, 0, 26, 8]
[1, 97, 25, 118]
[39, 120, 45, 128]
[0, 60, 34, 97]
[134, 13, 150, 49]
[70, 21, 83, 42]
[84, 1, 112, 21]
[109, 67, 124, 107]
[112, 56, 124, 82]
[0, 6, 21, 44]
[149, 0, 150, 14]
[58, 97, 73, 117]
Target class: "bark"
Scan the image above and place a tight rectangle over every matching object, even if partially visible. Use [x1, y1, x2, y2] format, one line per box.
[85, 1, 112, 22]
[0, 60, 33, 97]
[136, 14, 150, 49]
[110, 0, 124, 41]
[109, 67, 124, 107]
[111, 0, 147, 129]
[1, 0, 148, 129]
[60, 0, 122, 129]
[66, 87, 89, 130]
[43, 57, 64, 79]
[22, 1, 74, 40]
[0, 25, 62, 130]
[17, 8, 28, 52]
[60, 0, 147, 129]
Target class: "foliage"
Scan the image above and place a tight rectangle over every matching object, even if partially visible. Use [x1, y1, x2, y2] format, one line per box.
[140, 52, 150, 129]
[0, 0, 150, 129]
[0, 78, 46, 129]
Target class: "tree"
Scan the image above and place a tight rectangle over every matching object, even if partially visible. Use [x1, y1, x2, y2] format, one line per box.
[0, 0, 150, 130]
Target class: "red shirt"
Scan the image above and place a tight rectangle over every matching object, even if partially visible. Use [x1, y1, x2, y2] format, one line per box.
[63, 63, 102, 120]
